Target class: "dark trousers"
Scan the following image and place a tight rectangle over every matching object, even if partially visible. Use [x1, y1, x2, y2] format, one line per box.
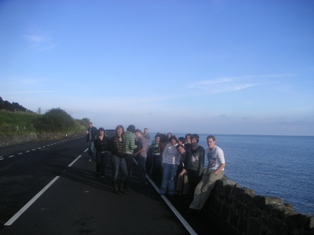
[187, 169, 202, 199]
[151, 154, 162, 180]
[96, 151, 109, 176]
[124, 154, 134, 188]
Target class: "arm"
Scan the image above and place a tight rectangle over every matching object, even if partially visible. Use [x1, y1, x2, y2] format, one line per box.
[215, 163, 226, 175]
[198, 148, 205, 176]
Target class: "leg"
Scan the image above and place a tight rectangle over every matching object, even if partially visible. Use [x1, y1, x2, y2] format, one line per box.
[124, 154, 134, 189]
[160, 163, 171, 195]
[168, 165, 178, 195]
[189, 171, 224, 210]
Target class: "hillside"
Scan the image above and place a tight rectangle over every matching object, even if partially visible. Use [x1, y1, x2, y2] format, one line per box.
[0, 97, 89, 146]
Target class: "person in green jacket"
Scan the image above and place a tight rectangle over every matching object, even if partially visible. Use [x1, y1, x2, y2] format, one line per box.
[124, 125, 137, 191]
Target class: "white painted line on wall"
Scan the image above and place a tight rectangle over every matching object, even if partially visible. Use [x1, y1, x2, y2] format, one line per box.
[4, 176, 60, 226]
[68, 155, 82, 167]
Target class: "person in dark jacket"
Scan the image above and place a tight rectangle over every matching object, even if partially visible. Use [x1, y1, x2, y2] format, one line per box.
[94, 127, 110, 178]
[86, 122, 98, 162]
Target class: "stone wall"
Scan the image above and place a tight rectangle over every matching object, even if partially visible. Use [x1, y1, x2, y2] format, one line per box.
[205, 177, 314, 235]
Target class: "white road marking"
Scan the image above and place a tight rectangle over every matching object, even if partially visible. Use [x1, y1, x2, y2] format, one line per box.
[25, 150, 30, 153]
[4, 176, 60, 226]
[132, 158, 197, 235]
[17, 153, 23, 156]
[84, 148, 88, 153]
[8, 155, 14, 158]
[0, 157, 4, 161]
[68, 155, 82, 167]
[32, 149, 36, 151]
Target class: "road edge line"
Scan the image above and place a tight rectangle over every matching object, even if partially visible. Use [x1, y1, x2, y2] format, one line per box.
[4, 176, 60, 226]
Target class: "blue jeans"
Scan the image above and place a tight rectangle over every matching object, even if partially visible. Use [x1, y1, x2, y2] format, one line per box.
[88, 141, 96, 160]
[135, 156, 147, 185]
[112, 155, 128, 183]
[160, 163, 178, 195]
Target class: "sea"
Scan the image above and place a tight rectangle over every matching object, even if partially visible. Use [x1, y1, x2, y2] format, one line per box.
[149, 133, 314, 216]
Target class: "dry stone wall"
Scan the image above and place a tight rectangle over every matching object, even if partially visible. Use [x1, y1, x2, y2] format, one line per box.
[206, 177, 314, 235]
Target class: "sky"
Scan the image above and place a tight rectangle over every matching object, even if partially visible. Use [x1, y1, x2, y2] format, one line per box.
[1, 0, 314, 136]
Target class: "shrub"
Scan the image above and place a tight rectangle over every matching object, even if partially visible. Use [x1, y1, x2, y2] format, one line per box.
[35, 108, 75, 132]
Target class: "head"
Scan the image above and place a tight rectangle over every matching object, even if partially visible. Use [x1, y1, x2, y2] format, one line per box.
[135, 129, 142, 138]
[89, 122, 93, 127]
[185, 133, 191, 144]
[115, 125, 124, 136]
[191, 134, 199, 147]
[160, 134, 168, 143]
[167, 132, 172, 139]
[144, 128, 148, 133]
[98, 127, 105, 136]
[178, 137, 185, 145]
[127, 125, 136, 133]
[176, 144, 185, 155]
[207, 135, 216, 149]
[155, 135, 160, 142]
[169, 136, 178, 146]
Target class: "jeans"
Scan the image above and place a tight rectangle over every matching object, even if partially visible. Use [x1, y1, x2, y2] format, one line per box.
[135, 155, 147, 185]
[112, 155, 128, 183]
[88, 141, 96, 160]
[160, 163, 178, 195]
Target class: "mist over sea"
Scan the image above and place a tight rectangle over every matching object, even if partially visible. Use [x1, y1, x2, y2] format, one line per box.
[150, 133, 314, 215]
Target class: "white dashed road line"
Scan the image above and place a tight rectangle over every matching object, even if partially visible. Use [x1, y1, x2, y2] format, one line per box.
[17, 153, 23, 156]
[8, 155, 14, 158]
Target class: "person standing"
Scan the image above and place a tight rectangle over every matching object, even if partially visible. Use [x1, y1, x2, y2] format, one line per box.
[142, 128, 150, 144]
[86, 122, 97, 162]
[134, 129, 148, 187]
[110, 125, 128, 194]
[185, 134, 205, 201]
[150, 134, 161, 179]
[94, 128, 110, 178]
[160, 136, 181, 196]
[188, 135, 226, 213]
[176, 144, 189, 197]
[124, 124, 137, 191]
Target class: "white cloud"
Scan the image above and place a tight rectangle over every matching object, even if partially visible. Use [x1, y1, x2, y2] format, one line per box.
[23, 28, 57, 51]
[186, 74, 295, 94]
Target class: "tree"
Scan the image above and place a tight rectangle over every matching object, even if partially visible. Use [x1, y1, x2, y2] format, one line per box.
[35, 108, 75, 132]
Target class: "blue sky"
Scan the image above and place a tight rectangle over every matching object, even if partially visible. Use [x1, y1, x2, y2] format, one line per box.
[1, 0, 314, 136]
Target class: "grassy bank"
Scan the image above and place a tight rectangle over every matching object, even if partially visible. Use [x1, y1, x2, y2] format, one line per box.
[0, 109, 88, 138]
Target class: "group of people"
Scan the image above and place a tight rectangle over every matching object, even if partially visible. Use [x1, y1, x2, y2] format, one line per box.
[86, 122, 150, 194]
[86, 122, 226, 214]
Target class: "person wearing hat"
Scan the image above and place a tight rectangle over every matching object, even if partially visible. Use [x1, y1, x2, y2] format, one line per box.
[94, 127, 110, 178]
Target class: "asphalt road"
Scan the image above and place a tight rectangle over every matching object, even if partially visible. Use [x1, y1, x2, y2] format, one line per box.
[0, 137, 236, 235]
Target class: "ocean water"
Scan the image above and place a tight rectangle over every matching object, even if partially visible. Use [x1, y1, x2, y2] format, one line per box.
[150, 133, 314, 215]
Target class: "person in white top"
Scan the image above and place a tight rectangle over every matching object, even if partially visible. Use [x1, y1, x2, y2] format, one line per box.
[188, 135, 226, 213]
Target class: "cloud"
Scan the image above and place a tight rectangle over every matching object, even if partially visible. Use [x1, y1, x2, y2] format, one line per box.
[23, 28, 57, 51]
[186, 74, 295, 94]
[1, 90, 57, 94]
